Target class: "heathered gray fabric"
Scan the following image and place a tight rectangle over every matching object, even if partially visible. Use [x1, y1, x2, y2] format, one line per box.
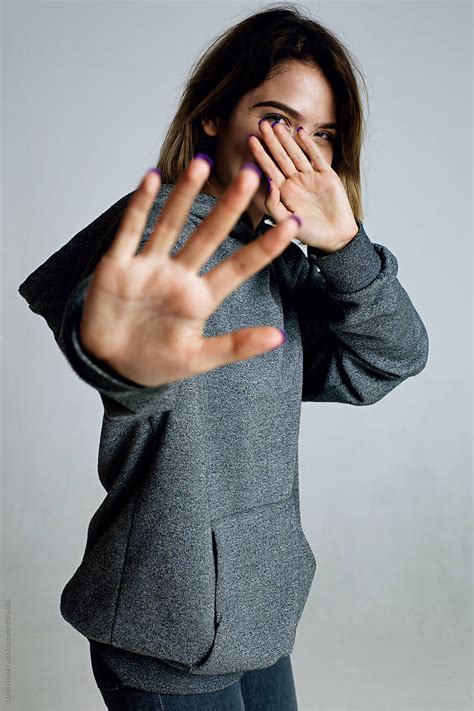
[18, 182, 429, 694]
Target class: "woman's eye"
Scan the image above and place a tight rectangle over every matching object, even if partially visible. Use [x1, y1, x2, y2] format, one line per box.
[264, 113, 289, 127]
[316, 131, 335, 143]
[264, 114, 335, 143]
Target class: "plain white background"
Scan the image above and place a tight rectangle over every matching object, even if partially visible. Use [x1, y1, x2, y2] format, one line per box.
[3, 1, 472, 710]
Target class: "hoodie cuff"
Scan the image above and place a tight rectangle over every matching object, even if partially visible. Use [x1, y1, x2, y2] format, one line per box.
[307, 219, 382, 293]
[69, 317, 181, 414]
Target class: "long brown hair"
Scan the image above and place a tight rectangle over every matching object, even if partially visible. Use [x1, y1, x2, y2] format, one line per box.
[155, 3, 369, 222]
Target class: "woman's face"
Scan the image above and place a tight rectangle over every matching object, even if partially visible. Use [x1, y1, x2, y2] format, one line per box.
[201, 59, 338, 230]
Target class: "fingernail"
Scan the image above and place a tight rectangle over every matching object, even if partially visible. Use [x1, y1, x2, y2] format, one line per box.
[245, 133, 256, 140]
[271, 120, 279, 128]
[147, 167, 161, 176]
[278, 328, 288, 346]
[258, 118, 266, 127]
[290, 214, 303, 228]
[242, 162, 262, 178]
[267, 177, 272, 192]
[195, 153, 214, 168]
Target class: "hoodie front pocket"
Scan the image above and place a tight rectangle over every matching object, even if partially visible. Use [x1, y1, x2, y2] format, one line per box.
[188, 495, 317, 676]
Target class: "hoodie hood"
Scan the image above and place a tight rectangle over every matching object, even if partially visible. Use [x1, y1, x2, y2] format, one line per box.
[178, 183, 274, 241]
[17, 182, 273, 340]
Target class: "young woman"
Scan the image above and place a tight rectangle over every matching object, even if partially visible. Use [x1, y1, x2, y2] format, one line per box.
[18, 5, 429, 710]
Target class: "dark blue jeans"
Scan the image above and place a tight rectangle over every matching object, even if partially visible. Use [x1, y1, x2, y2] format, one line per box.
[90, 648, 299, 710]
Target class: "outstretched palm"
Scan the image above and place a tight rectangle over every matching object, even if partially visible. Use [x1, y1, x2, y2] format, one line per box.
[79, 157, 302, 387]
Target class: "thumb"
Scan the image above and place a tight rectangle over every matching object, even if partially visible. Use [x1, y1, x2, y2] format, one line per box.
[190, 326, 287, 374]
[264, 178, 291, 223]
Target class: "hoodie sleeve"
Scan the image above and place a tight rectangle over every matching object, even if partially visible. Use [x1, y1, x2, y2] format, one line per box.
[292, 219, 429, 405]
[57, 272, 184, 421]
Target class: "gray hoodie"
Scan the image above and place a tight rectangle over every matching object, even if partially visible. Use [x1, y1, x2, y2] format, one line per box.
[18, 182, 429, 695]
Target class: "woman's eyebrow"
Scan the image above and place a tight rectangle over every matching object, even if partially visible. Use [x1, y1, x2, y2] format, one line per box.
[251, 100, 338, 130]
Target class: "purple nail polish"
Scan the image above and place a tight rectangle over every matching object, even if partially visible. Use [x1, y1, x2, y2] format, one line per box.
[258, 118, 266, 127]
[271, 120, 279, 128]
[267, 177, 272, 192]
[296, 126, 304, 133]
[242, 162, 263, 178]
[278, 328, 288, 345]
[147, 167, 161, 176]
[290, 214, 303, 228]
[245, 133, 256, 140]
[195, 153, 214, 168]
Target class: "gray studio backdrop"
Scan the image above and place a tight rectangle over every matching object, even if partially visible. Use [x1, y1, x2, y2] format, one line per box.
[3, 1, 472, 710]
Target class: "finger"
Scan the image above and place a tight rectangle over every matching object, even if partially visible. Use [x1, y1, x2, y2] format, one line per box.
[269, 121, 314, 173]
[189, 325, 286, 375]
[294, 126, 329, 171]
[174, 163, 263, 272]
[107, 168, 163, 262]
[264, 179, 290, 223]
[140, 154, 213, 258]
[203, 213, 302, 308]
[257, 119, 298, 177]
[247, 135, 284, 184]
